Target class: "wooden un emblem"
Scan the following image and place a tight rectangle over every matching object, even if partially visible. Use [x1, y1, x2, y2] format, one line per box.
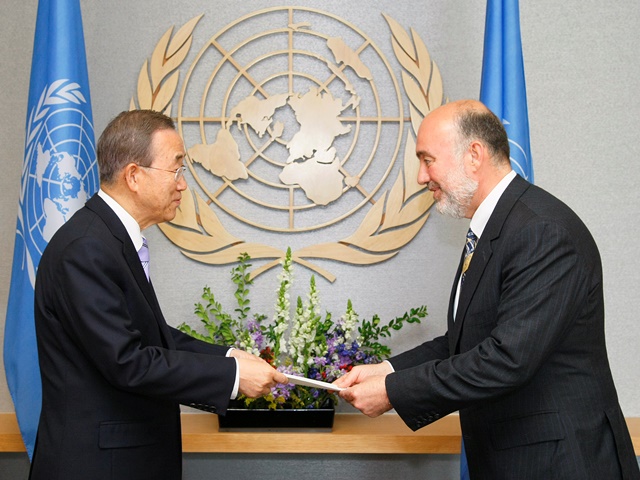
[131, 7, 444, 281]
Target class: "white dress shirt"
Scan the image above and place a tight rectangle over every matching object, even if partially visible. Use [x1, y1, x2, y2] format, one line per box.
[453, 170, 516, 317]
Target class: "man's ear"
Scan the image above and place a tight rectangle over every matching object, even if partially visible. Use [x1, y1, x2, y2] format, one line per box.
[123, 163, 142, 192]
[468, 140, 485, 170]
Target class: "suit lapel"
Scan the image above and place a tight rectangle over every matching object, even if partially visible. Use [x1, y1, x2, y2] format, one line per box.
[449, 175, 531, 354]
[85, 195, 176, 349]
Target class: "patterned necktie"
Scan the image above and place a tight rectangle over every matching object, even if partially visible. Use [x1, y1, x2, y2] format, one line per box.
[461, 229, 477, 284]
[138, 237, 150, 281]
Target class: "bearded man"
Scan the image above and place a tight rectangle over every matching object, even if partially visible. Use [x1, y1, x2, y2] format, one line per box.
[336, 100, 640, 480]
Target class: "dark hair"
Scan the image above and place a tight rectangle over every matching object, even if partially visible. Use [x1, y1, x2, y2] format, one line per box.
[97, 110, 175, 185]
[454, 102, 510, 165]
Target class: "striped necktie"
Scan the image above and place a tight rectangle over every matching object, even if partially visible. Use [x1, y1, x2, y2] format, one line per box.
[461, 229, 477, 284]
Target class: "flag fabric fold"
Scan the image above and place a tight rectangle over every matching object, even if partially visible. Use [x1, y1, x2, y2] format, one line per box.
[4, 0, 99, 459]
[480, 0, 534, 183]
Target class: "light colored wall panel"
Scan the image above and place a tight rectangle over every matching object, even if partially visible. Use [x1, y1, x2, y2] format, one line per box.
[1, 0, 638, 423]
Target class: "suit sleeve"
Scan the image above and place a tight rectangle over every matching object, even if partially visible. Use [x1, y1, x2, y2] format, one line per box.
[52, 236, 236, 411]
[388, 332, 450, 370]
[170, 326, 231, 356]
[386, 218, 591, 430]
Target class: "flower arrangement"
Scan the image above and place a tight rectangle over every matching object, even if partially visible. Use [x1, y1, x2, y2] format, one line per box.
[179, 248, 427, 410]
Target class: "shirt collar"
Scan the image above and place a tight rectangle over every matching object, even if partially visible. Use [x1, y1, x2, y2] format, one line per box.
[469, 170, 517, 239]
[97, 189, 144, 251]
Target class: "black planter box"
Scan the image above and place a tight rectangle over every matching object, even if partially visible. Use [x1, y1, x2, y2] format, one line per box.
[218, 400, 335, 432]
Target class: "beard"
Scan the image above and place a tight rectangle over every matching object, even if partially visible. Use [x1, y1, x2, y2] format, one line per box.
[431, 160, 478, 219]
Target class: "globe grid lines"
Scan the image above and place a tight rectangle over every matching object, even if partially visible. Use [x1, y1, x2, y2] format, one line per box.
[177, 7, 403, 233]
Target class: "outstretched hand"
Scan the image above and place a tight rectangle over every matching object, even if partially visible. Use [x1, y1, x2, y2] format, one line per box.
[236, 356, 287, 398]
[334, 362, 394, 417]
[333, 362, 392, 388]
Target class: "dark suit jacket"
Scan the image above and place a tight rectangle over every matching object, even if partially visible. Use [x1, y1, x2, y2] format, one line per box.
[386, 175, 639, 479]
[30, 194, 236, 480]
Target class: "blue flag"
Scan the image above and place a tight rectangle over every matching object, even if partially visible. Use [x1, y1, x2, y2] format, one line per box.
[4, 0, 99, 459]
[480, 0, 534, 183]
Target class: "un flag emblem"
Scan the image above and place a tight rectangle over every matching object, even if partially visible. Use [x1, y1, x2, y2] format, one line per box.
[22, 80, 100, 263]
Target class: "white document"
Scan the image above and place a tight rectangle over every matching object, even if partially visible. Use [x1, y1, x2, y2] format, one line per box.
[284, 374, 345, 391]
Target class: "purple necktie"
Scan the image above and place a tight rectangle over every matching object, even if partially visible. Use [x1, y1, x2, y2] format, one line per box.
[138, 237, 150, 281]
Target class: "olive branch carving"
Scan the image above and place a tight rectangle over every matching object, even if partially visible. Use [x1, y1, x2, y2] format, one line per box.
[130, 14, 203, 114]
[135, 13, 444, 282]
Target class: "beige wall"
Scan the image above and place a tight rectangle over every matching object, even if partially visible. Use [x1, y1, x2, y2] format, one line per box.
[1, 0, 639, 420]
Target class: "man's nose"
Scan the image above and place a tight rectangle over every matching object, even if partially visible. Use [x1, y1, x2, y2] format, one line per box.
[417, 163, 430, 185]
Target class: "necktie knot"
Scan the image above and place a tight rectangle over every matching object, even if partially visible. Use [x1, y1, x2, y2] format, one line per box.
[138, 237, 150, 281]
[461, 229, 477, 283]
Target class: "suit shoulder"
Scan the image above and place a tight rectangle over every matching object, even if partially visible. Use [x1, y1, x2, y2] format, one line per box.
[518, 184, 588, 229]
[47, 205, 104, 244]
[40, 205, 116, 266]
[513, 184, 600, 256]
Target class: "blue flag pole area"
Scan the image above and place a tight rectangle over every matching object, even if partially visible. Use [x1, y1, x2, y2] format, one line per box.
[480, 0, 534, 183]
[3, 0, 99, 459]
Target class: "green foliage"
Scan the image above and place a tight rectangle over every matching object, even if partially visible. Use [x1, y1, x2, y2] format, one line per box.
[178, 250, 427, 410]
[358, 305, 428, 359]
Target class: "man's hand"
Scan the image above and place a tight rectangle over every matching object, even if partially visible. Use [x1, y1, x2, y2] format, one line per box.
[338, 375, 392, 417]
[334, 362, 394, 417]
[236, 357, 287, 398]
[333, 362, 392, 388]
[228, 348, 264, 362]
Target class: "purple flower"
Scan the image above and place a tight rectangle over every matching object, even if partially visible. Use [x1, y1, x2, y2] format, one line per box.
[246, 318, 265, 350]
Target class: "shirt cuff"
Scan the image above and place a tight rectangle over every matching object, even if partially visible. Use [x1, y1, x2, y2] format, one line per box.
[384, 359, 395, 372]
[226, 348, 240, 399]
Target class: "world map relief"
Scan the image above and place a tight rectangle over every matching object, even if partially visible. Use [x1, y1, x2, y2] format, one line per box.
[186, 35, 365, 206]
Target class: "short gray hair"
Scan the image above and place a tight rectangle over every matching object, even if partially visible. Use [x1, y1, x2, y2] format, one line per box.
[97, 110, 175, 185]
[454, 102, 510, 165]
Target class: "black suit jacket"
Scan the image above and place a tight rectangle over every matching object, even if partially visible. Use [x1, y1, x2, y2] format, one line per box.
[30, 194, 236, 480]
[386, 175, 639, 479]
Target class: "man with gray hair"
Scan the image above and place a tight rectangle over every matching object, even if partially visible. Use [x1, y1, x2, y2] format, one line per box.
[30, 109, 286, 480]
